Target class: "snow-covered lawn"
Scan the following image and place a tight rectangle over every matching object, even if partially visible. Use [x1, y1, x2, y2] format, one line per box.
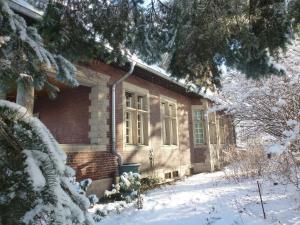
[92, 172, 300, 225]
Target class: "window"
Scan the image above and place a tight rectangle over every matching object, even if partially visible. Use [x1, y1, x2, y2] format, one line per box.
[125, 91, 148, 145]
[193, 110, 205, 145]
[172, 171, 179, 178]
[227, 119, 235, 145]
[209, 113, 217, 144]
[219, 117, 225, 144]
[164, 172, 172, 179]
[161, 101, 177, 145]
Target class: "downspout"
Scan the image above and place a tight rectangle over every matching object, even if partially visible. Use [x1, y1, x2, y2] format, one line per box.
[111, 61, 136, 171]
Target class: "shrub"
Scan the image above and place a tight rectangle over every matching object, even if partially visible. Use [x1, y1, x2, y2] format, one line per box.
[140, 177, 162, 193]
[222, 144, 269, 182]
[101, 172, 141, 203]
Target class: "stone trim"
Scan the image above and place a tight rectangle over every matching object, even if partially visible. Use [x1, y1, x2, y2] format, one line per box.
[75, 67, 111, 147]
[160, 94, 177, 104]
[88, 84, 110, 145]
[76, 66, 110, 86]
[123, 81, 149, 95]
[60, 144, 107, 152]
[192, 162, 212, 173]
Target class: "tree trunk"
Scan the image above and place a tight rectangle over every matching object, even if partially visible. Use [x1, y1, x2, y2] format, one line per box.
[16, 82, 34, 115]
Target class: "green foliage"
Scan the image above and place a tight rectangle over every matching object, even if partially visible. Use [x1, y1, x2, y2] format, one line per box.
[36, 0, 300, 89]
[0, 100, 93, 225]
[161, 0, 299, 88]
[0, 108, 36, 225]
[2, 0, 300, 91]
[0, 0, 77, 98]
[101, 172, 141, 203]
[38, 0, 166, 66]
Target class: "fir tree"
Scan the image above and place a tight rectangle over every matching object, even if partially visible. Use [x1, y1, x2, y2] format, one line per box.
[36, 0, 300, 89]
[0, 0, 77, 107]
[0, 100, 94, 225]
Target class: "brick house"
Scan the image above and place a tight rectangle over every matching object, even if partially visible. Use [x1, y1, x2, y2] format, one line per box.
[8, 0, 236, 196]
[31, 61, 236, 196]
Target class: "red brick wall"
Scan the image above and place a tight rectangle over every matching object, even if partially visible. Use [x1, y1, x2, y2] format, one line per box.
[67, 151, 117, 180]
[34, 86, 91, 144]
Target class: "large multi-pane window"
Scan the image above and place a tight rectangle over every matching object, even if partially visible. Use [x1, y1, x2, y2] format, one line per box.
[125, 91, 148, 145]
[193, 110, 205, 145]
[161, 101, 177, 145]
[209, 112, 217, 144]
[219, 117, 225, 144]
[227, 118, 236, 145]
[219, 116, 236, 145]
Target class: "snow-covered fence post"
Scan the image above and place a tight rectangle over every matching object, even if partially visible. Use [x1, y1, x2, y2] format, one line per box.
[257, 181, 266, 219]
[16, 81, 34, 115]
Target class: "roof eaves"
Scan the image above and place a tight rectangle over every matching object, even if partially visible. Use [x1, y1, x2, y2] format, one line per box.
[135, 61, 206, 99]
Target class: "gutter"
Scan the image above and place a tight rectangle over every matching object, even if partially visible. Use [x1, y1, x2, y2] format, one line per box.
[111, 61, 136, 171]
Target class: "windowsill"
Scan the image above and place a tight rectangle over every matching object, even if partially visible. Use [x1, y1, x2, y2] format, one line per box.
[60, 144, 107, 152]
[161, 145, 178, 150]
[194, 144, 207, 148]
[124, 144, 151, 151]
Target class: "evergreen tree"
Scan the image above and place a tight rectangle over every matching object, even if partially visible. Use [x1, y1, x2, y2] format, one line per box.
[0, 0, 77, 102]
[36, 0, 300, 89]
[0, 100, 94, 225]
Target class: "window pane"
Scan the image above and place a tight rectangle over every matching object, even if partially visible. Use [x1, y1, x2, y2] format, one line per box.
[125, 92, 133, 108]
[137, 96, 145, 110]
[193, 110, 205, 144]
[161, 101, 177, 145]
[172, 118, 177, 145]
[137, 113, 144, 144]
[170, 104, 176, 117]
[164, 118, 170, 145]
[219, 117, 225, 144]
[125, 111, 132, 144]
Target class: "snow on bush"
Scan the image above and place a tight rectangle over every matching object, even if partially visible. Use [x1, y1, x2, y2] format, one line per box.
[0, 100, 94, 225]
[216, 39, 300, 155]
[104, 172, 141, 203]
[216, 40, 300, 187]
[92, 172, 142, 221]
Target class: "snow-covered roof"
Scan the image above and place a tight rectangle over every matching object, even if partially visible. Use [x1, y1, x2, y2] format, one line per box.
[8, 0, 44, 20]
[131, 58, 220, 101]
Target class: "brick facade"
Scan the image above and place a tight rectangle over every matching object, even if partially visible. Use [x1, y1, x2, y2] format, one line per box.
[67, 151, 117, 180]
[89, 61, 199, 178]
[34, 86, 91, 144]
[33, 61, 234, 194]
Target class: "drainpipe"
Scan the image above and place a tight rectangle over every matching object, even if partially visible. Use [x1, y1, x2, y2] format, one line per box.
[111, 61, 136, 170]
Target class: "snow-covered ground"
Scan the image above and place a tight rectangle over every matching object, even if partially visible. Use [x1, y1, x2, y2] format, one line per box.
[92, 172, 300, 225]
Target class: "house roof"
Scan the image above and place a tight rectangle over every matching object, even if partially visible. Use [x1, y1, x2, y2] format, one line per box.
[132, 61, 205, 99]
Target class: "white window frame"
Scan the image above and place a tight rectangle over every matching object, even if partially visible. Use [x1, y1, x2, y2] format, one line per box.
[123, 82, 150, 147]
[208, 112, 218, 144]
[192, 109, 206, 146]
[160, 95, 178, 146]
